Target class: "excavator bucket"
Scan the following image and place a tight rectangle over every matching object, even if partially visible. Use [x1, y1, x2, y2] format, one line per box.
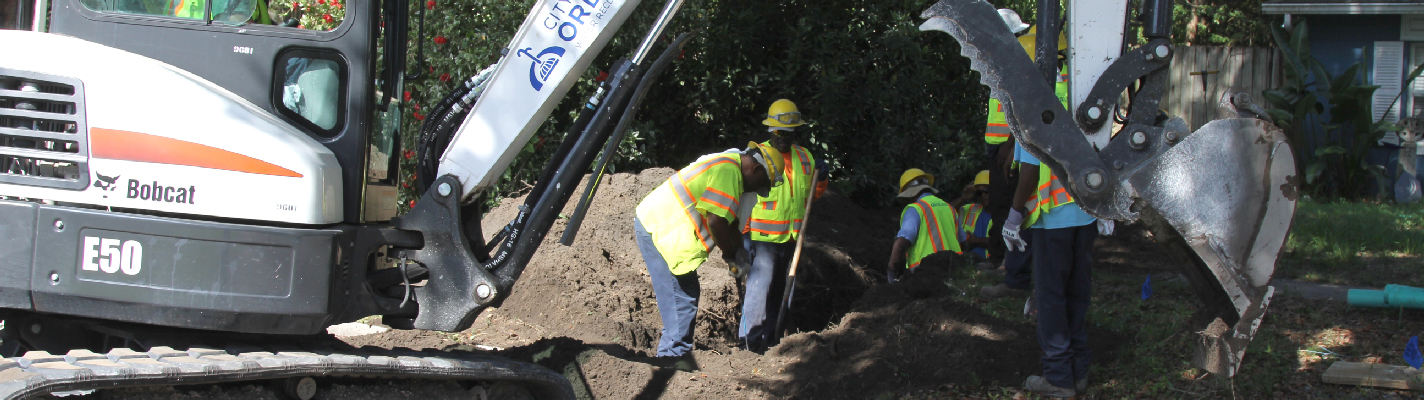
[919, 0, 1298, 377]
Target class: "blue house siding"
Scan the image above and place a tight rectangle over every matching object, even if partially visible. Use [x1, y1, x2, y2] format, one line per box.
[1307, 15, 1400, 80]
[1297, 15, 1411, 196]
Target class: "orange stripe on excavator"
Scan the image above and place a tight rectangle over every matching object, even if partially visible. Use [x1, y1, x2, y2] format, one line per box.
[89, 128, 303, 178]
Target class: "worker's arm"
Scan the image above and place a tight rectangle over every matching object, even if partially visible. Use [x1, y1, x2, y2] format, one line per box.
[1013, 163, 1039, 214]
[707, 213, 743, 264]
[886, 237, 911, 281]
[946, 184, 976, 210]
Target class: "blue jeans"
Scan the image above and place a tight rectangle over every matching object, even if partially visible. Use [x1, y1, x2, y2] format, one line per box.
[1030, 224, 1096, 388]
[739, 237, 793, 348]
[635, 217, 700, 357]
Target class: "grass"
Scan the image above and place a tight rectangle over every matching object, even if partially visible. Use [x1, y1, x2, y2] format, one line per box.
[1282, 199, 1424, 287]
[887, 199, 1424, 399]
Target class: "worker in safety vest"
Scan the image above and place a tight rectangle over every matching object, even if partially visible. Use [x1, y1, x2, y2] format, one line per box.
[737, 99, 828, 353]
[959, 170, 994, 265]
[885, 169, 975, 282]
[994, 38, 1117, 400]
[634, 142, 783, 359]
[981, 18, 1071, 301]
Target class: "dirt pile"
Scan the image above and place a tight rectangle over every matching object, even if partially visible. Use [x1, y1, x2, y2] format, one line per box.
[482, 167, 888, 354]
[342, 167, 1133, 399]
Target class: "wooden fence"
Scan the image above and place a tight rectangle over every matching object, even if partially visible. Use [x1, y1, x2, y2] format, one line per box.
[1161, 46, 1284, 131]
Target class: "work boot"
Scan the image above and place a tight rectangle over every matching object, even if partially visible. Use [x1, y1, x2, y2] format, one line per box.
[980, 283, 1028, 299]
[1024, 375, 1075, 399]
[649, 355, 697, 372]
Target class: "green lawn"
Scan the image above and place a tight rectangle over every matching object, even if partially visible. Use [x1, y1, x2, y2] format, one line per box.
[895, 200, 1424, 399]
[1282, 199, 1424, 287]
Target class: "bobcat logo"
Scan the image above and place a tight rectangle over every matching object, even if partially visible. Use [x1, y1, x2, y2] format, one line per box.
[93, 173, 120, 191]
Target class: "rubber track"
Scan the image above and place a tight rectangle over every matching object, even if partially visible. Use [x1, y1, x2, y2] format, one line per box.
[0, 345, 575, 399]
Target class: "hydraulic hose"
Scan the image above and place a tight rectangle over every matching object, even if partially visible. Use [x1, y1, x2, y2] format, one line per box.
[560, 33, 691, 245]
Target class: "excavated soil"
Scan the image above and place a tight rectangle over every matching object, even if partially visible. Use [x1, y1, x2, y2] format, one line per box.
[335, 168, 1154, 399]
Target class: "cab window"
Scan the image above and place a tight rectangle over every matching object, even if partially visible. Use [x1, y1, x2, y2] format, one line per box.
[77, 0, 343, 29]
[79, 0, 257, 25]
[274, 49, 346, 138]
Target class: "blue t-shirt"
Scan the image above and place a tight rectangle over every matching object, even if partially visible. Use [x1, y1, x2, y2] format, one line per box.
[1015, 144, 1096, 230]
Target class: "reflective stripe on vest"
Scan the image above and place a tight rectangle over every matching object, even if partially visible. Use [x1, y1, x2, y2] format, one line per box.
[904, 195, 962, 269]
[1023, 164, 1074, 227]
[634, 153, 744, 275]
[748, 143, 815, 243]
[960, 203, 985, 236]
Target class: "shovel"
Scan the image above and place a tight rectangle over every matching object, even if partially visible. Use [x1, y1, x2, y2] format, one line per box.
[773, 168, 820, 340]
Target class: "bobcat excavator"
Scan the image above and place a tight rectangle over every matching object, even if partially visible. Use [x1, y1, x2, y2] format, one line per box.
[0, 0, 1294, 396]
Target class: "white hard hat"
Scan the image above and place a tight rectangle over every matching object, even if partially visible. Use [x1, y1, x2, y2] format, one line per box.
[998, 9, 1030, 34]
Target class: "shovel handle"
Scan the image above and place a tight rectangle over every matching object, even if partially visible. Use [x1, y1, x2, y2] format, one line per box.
[773, 167, 820, 339]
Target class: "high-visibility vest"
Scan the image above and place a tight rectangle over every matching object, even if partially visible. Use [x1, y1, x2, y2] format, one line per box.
[635, 153, 744, 275]
[985, 70, 1070, 145]
[903, 195, 961, 269]
[1022, 163, 1074, 227]
[747, 143, 815, 243]
[959, 203, 990, 237]
[172, 0, 205, 18]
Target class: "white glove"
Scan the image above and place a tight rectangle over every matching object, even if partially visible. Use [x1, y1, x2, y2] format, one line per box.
[1097, 219, 1115, 236]
[1002, 209, 1027, 252]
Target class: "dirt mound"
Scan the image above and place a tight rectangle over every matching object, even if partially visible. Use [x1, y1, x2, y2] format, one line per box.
[482, 167, 887, 354]
[340, 167, 1137, 399]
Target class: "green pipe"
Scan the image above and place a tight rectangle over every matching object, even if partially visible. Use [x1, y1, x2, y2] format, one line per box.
[1349, 285, 1424, 309]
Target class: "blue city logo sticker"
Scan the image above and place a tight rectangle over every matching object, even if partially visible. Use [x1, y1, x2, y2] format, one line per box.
[518, 46, 566, 91]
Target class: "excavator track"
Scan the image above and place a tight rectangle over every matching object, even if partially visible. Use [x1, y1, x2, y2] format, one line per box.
[0, 344, 573, 399]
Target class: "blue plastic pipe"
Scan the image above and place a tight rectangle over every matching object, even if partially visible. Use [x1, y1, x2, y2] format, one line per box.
[1348, 284, 1424, 309]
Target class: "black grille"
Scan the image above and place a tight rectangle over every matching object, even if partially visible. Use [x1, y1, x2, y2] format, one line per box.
[0, 70, 88, 190]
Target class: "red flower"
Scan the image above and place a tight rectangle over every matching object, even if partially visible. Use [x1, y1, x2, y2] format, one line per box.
[429, 65, 434, 73]
[433, 36, 448, 45]
[316, 0, 324, 4]
[412, 103, 421, 111]
[414, 111, 425, 120]
[331, 0, 341, 8]
[408, 200, 417, 208]
[594, 71, 609, 82]
[426, 0, 435, 9]
[297, 24, 304, 29]
[291, 1, 298, 9]
[402, 181, 410, 189]
[439, 73, 451, 82]
[403, 149, 415, 159]
[322, 14, 333, 23]
[403, 91, 411, 101]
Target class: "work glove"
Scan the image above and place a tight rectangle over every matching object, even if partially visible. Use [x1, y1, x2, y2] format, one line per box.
[728, 248, 750, 279]
[814, 158, 829, 180]
[1096, 219, 1115, 236]
[1002, 208, 1027, 252]
[886, 266, 900, 283]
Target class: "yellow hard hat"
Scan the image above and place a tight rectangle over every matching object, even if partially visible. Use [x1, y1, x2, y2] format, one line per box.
[897, 168, 935, 199]
[1016, 26, 1068, 61]
[746, 141, 786, 187]
[762, 99, 804, 128]
[974, 170, 990, 186]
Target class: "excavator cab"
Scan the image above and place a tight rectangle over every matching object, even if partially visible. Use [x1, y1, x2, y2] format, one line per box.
[51, 0, 395, 223]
